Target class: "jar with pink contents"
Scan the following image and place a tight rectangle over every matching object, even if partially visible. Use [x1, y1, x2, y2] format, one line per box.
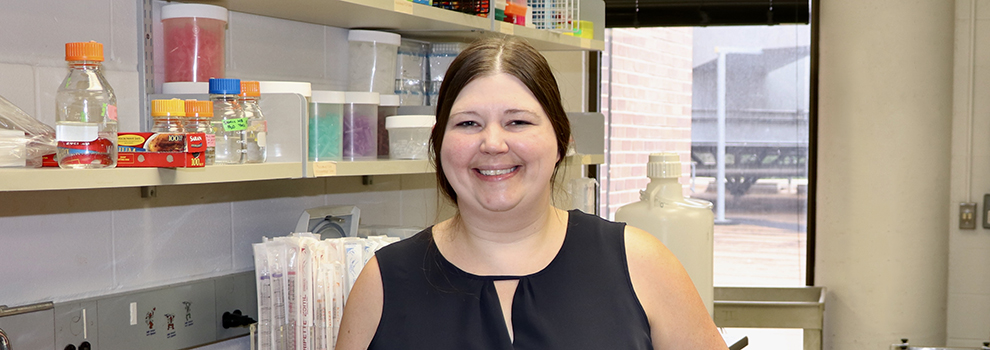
[162, 3, 227, 83]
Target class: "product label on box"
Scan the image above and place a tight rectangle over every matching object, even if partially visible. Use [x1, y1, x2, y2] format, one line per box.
[116, 132, 207, 154]
[223, 118, 248, 131]
[205, 133, 216, 147]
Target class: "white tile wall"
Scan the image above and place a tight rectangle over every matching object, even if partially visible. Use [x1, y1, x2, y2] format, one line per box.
[321, 26, 351, 91]
[0, 63, 36, 117]
[0, 1, 112, 67]
[0, 211, 114, 304]
[32, 66, 67, 127]
[227, 12, 328, 81]
[324, 175, 405, 226]
[113, 200, 234, 287]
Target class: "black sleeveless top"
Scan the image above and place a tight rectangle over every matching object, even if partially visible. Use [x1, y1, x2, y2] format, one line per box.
[369, 210, 654, 350]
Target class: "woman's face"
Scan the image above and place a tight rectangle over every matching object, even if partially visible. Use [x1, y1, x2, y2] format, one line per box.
[441, 73, 559, 214]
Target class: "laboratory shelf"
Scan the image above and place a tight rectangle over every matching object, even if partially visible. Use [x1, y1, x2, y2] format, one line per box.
[308, 159, 434, 177]
[183, 0, 604, 51]
[0, 163, 302, 192]
[0, 153, 604, 192]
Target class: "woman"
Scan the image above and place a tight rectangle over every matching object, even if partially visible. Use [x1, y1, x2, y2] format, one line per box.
[336, 36, 727, 350]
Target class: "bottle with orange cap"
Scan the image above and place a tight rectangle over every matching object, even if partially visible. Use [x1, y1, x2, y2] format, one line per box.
[55, 41, 118, 169]
[184, 100, 216, 165]
[239, 81, 267, 163]
[150, 98, 186, 133]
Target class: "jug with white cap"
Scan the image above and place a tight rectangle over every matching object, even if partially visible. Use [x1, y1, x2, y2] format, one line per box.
[614, 152, 715, 316]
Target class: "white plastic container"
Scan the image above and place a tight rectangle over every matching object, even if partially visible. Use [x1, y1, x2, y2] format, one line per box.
[613, 153, 715, 316]
[161, 82, 209, 95]
[342, 92, 380, 160]
[377, 94, 400, 157]
[161, 3, 227, 83]
[347, 30, 401, 95]
[309, 91, 346, 161]
[385, 115, 434, 160]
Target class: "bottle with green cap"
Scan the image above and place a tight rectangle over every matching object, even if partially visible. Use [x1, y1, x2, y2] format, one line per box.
[209, 78, 245, 165]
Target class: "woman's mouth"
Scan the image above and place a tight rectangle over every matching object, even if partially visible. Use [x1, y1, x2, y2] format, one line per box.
[476, 166, 519, 176]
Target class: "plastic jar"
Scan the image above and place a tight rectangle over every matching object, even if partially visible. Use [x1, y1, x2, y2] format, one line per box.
[377, 94, 400, 157]
[310, 91, 346, 161]
[184, 100, 216, 165]
[150, 98, 186, 133]
[342, 92, 380, 160]
[385, 115, 434, 159]
[162, 3, 227, 82]
[347, 30, 401, 95]
[239, 81, 267, 163]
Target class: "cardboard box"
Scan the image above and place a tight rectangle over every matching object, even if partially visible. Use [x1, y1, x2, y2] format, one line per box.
[117, 132, 206, 168]
[42, 132, 208, 168]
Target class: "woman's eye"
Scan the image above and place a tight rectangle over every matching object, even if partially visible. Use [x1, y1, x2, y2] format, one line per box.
[508, 120, 533, 126]
[455, 121, 479, 127]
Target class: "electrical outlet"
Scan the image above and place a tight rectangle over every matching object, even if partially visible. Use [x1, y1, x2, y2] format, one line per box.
[960, 202, 977, 230]
[55, 300, 99, 350]
[214, 271, 257, 340]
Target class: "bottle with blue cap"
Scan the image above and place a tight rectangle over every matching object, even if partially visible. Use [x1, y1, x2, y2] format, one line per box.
[209, 78, 245, 164]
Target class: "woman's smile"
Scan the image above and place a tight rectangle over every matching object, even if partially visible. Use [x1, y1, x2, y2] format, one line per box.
[475, 166, 519, 177]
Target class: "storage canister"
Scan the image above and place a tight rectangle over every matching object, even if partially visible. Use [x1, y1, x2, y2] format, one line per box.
[162, 3, 227, 82]
[310, 91, 346, 161]
[347, 30, 401, 95]
[377, 94, 400, 157]
[343, 92, 380, 160]
[385, 115, 434, 160]
[258, 81, 312, 163]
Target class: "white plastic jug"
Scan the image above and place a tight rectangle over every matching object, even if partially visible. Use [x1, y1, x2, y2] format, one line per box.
[614, 153, 715, 316]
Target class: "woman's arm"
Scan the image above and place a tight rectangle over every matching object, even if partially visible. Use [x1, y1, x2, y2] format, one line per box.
[624, 225, 728, 350]
[335, 257, 384, 350]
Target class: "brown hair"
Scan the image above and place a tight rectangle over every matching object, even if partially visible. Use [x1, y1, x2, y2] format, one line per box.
[430, 36, 571, 205]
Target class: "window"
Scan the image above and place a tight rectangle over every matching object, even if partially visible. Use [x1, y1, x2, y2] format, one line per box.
[600, 23, 811, 350]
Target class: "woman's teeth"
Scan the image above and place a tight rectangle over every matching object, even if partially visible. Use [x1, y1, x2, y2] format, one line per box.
[478, 167, 517, 176]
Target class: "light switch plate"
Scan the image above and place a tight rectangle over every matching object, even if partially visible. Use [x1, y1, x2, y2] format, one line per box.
[983, 194, 990, 229]
[960, 202, 977, 230]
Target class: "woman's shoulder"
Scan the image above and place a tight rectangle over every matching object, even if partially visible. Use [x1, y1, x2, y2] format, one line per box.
[374, 227, 434, 267]
[622, 225, 681, 275]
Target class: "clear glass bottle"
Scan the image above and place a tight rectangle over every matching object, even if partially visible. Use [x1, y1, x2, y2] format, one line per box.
[56, 41, 118, 169]
[209, 78, 245, 165]
[184, 100, 216, 165]
[150, 98, 186, 133]
[239, 81, 267, 163]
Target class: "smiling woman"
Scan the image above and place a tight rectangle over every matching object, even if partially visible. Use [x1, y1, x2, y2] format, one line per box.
[334, 36, 727, 350]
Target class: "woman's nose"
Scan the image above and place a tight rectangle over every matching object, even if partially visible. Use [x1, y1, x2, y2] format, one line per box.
[480, 126, 509, 154]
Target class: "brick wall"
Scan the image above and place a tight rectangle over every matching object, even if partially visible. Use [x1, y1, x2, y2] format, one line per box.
[600, 28, 694, 218]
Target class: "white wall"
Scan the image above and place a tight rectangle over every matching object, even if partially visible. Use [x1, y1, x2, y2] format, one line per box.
[817, 0, 954, 349]
[947, 0, 990, 346]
